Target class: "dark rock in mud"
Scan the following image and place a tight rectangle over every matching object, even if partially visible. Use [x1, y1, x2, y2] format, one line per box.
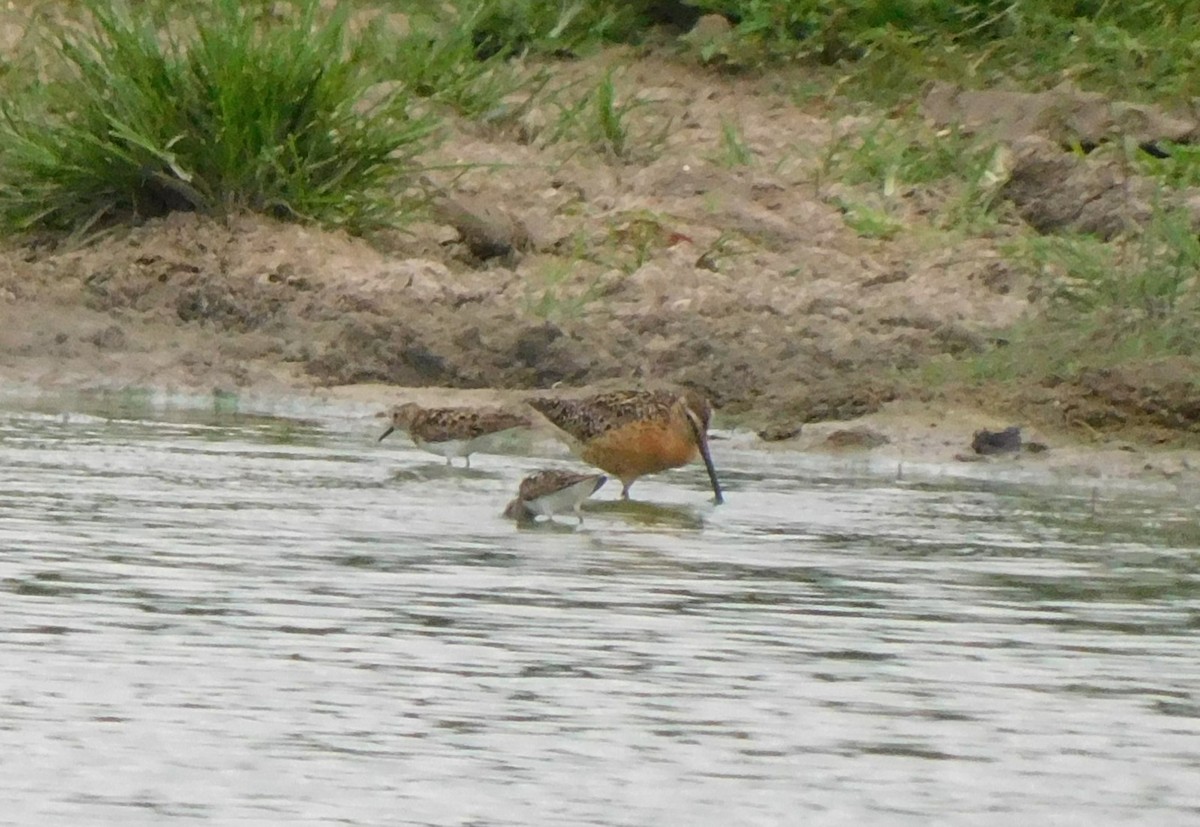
[972, 426, 1022, 455]
[757, 423, 802, 442]
[88, 324, 128, 350]
[999, 137, 1156, 239]
[508, 322, 592, 386]
[428, 189, 533, 262]
[401, 343, 451, 380]
[513, 322, 563, 366]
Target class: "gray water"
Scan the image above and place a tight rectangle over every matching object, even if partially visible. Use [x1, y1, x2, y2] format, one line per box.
[2, 397, 1199, 826]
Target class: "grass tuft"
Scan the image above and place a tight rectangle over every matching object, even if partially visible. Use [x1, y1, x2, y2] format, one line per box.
[524, 259, 606, 320]
[364, 1, 1200, 109]
[962, 205, 1200, 383]
[591, 69, 629, 159]
[717, 116, 754, 167]
[543, 68, 671, 162]
[819, 118, 1005, 233]
[0, 0, 436, 236]
[378, 4, 532, 121]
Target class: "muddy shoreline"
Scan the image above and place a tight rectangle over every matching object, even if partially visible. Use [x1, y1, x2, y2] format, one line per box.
[2, 52, 1197, 477]
[3, 368, 1196, 488]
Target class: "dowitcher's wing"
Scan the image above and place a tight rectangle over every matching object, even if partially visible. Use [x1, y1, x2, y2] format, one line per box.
[527, 390, 676, 443]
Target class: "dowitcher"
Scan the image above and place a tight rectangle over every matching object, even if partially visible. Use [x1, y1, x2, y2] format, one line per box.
[527, 388, 724, 504]
[377, 402, 529, 468]
[503, 469, 608, 525]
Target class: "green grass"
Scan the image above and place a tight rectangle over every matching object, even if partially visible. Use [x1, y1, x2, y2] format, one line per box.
[1136, 141, 1200, 190]
[673, 1, 1200, 105]
[0, 0, 436, 236]
[374, 0, 667, 59]
[440, 0, 644, 57]
[542, 68, 671, 161]
[836, 200, 902, 239]
[373, 3, 536, 121]
[523, 259, 606, 320]
[395, 1, 1200, 109]
[822, 120, 990, 188]
[951, 206, 1200, 384]
[818, 118, 1006, 232]
[717, 117, 754, 167]
[591, 69, 629, 158]
[1018, 207, 1200, 319]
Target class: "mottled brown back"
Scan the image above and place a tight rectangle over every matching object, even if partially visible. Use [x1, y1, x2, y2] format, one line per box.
[528, 389, 708, 444]
[407, 406, 529, 443]
[517, 469, 606, 502]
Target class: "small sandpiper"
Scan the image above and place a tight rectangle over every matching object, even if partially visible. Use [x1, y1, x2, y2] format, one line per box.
[526, 388, 724, 503]
[503, 469, 608, 525]
[378, 402, 530, 468]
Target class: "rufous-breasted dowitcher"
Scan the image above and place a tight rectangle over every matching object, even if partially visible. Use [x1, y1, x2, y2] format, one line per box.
[527, 388, 724, 504]
[503, 469, 608, 525]
[377, 402, 529, 468]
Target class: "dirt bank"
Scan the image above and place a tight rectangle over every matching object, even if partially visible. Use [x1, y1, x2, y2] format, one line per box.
[2, 51, 1197, 468]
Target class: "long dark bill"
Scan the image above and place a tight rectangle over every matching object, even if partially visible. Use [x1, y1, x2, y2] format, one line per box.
[377, 425, 396, 442]
[686, 415, 724, 505]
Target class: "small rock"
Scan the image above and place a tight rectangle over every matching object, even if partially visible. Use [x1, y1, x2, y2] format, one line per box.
[684, 13, 733, 43]
[825, 427, 890, 449]
[972, 426, 1022, 455]
[680, 13, 735, 66]
[757, 423, 802, 442]
[401, 343, 449, 380]
[424, 180, 532, 261]
[514, 322, 563, 366]
[88, 324, 128, 350]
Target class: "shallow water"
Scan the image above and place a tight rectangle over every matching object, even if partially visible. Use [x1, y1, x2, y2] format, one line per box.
[2, 398, 1199, 825]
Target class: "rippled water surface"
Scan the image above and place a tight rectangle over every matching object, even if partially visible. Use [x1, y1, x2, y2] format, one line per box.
[2, 397, 1199, 825]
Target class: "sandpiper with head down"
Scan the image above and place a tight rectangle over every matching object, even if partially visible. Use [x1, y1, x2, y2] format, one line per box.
[526, 388, 724, 503]
[378, 402, 529, 468]
[503, 469, 608, 525]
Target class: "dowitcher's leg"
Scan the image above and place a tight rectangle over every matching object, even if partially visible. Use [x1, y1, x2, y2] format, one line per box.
[464, 454, 471, 469]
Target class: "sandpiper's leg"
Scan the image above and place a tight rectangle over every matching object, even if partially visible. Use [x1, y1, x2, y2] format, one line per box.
[464, 454, 472, 469]
[445, 456, 453, 467]
[620, 482, 631, 500]
[574, 505, 585, 526]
